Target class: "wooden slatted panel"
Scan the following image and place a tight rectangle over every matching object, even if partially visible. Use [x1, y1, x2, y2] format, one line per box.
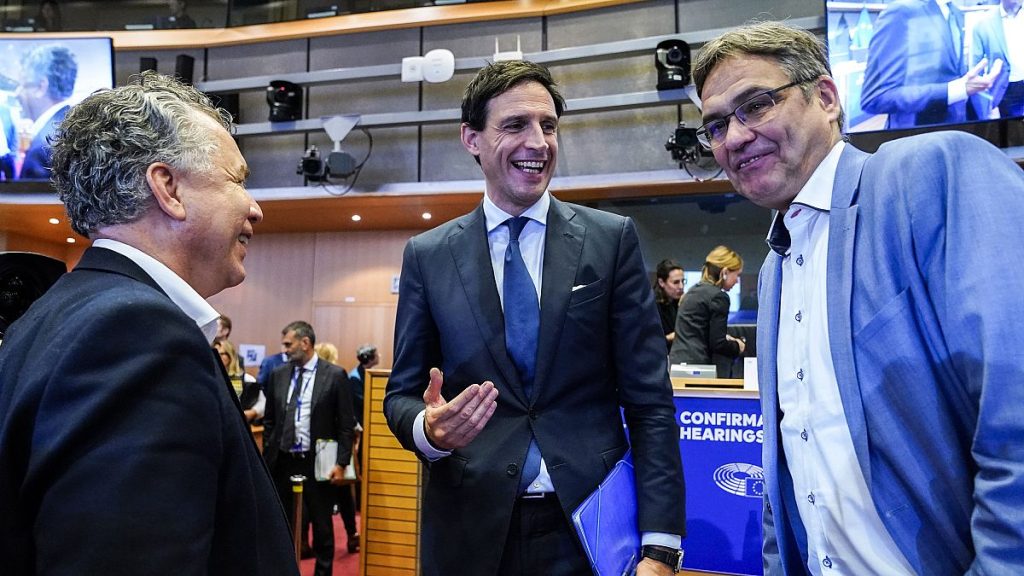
[360, 369, 421, 576]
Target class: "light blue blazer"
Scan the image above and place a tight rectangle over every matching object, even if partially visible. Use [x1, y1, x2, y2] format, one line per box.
[970, 8, 1011, 119]
[757, 133, 1024, 575]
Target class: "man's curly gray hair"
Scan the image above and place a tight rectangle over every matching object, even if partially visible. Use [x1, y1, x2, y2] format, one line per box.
[50, 71, 234, 237]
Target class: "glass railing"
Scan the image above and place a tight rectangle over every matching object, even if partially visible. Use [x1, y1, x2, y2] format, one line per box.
[1, 0, 494, 33]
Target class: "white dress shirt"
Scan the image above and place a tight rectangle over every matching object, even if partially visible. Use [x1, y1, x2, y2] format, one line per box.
[1002, 2, 1024, 83]
[773, 141, 914, 575]
[412, 191, 549, 489]
[286, 356, 318, 453]
[93, 239, 220, 343]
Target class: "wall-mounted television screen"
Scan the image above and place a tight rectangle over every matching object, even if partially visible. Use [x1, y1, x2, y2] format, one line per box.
[0, 37, 114, 183]
[825, 1, 1022, 134]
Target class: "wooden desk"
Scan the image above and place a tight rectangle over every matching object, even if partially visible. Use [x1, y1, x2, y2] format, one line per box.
[671, 376, 745, 390]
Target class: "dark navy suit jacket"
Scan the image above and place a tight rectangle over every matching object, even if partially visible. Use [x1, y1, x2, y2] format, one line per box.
[0, 247, 298, 575]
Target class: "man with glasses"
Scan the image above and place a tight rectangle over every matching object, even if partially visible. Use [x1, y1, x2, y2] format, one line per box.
[694, 21, 1024, 575]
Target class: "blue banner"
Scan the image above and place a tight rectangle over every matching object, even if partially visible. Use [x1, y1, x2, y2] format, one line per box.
[676, 392, 763, 575]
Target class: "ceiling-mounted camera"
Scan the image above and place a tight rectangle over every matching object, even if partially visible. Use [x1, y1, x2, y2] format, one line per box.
[297, 145, 356, 182]
[655, 39, 691, 91]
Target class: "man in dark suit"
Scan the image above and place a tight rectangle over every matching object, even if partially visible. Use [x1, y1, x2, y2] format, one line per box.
[263, 320, 356, 576]
[16, 43, 77, 180]
[861, 0, 1000, 129]
[385, 61, 686, 576]
[0, 72, 297, 575]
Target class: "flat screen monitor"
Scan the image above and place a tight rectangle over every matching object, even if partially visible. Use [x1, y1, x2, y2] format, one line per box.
[0, 37, 114, 183]
[824, 1, 1021, 134]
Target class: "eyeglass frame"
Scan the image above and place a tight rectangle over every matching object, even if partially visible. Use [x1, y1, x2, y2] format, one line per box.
[696, 79, 813, 150]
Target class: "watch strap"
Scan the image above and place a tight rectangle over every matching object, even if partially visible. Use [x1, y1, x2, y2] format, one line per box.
[641, 544, 684, 572]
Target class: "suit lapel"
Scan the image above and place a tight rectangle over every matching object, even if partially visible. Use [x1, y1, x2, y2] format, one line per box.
[533, 198, 584, 402]
[757, 247, 784, 516]
[828, 144, 873, 484]
[310, 361, 331, 418]
[448, 206, 523, 400]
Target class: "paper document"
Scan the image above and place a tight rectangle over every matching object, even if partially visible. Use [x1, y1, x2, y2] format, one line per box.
[314, 439, 338, 481]
[571, 452, 640, 576]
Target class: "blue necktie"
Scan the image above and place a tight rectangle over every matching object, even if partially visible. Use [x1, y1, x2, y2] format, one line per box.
[503, 217, 542, 493]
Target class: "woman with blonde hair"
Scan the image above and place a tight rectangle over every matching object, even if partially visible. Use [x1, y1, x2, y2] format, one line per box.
[669, 245, 746, 373]
[214, 338, 264, 422]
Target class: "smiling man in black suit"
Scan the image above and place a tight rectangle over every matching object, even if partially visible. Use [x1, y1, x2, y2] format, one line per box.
[385, 60, 686, 576]
[0, 72, 296, 575]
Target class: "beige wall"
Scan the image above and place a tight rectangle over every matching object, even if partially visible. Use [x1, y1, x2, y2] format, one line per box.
[208, 229, 415, 373]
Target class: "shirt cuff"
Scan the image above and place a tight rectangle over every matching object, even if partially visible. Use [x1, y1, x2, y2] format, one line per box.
[641, 532, 682, 549]
[413, 409, 451, 461]
[948, 77, 968, 105]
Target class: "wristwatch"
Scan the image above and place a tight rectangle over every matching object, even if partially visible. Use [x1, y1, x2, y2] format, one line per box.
[641, 545, 684, 572]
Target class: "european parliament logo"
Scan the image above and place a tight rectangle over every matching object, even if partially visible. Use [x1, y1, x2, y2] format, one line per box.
[713, 462, 764, 498]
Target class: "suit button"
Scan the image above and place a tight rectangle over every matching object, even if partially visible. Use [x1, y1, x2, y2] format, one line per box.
[528, 409, 537, 420]
[506, 463, 519, 477]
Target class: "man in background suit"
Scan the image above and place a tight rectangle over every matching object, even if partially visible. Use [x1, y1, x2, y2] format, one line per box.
[971, 0, 1023, 119]
[0, 72, 297, 575]
[263, 321, 356, 576]
[385, 61, 686, 576]
[16, 43, 76, 180]
[861, 0, 1000, 128]
[694, 21, 1024, 574]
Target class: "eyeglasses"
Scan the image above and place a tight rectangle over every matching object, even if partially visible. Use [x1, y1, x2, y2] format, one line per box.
[696, 80, 809, 150]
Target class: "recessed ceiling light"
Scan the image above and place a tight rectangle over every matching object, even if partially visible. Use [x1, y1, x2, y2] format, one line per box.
[66, 237, 76, 244]
[48, 218, 60, 225]
[422, 212, 432, 220]
[351, 214, 361, 222]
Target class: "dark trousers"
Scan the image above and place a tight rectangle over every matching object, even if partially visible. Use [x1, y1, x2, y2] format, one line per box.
[336, 484, 357, 537]
[273, 453, 336, 576]
[498, 494, 591, 576]
[999, 80, 1024, 119]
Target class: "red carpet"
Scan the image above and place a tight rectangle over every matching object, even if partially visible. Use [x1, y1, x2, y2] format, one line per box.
[298, 513, 360, 576]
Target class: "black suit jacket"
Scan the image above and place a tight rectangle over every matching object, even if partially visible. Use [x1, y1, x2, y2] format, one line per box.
[669, 280, 740, 368]
[262, 360, 354, 471]
[0, 247, 297, 576]
[385, 197, 686, 575]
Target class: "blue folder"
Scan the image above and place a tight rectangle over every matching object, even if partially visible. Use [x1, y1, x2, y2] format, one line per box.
[571, 452, 640, 576]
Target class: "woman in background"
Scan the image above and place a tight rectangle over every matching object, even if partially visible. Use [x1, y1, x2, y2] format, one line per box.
[653, 259, 685, 351]
[669, 246, 746, 371]
[214, 338, 264, 422]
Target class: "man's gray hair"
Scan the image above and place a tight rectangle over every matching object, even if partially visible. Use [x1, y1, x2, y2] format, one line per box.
[692, 21, 845, 131]
[50, 71, 233, 237]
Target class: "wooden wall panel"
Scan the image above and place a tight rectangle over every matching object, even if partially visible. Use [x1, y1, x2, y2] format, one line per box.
[312, 303, 398, 373]
[207, 229, 410, 369]
[361, 369, 422, 576]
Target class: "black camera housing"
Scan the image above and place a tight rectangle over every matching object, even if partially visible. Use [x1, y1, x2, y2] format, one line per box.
[267, 80, 303, 122]
[665, 122, 700, 163]
[655, 39, 691, 91]
[297, 146, 326, 181]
